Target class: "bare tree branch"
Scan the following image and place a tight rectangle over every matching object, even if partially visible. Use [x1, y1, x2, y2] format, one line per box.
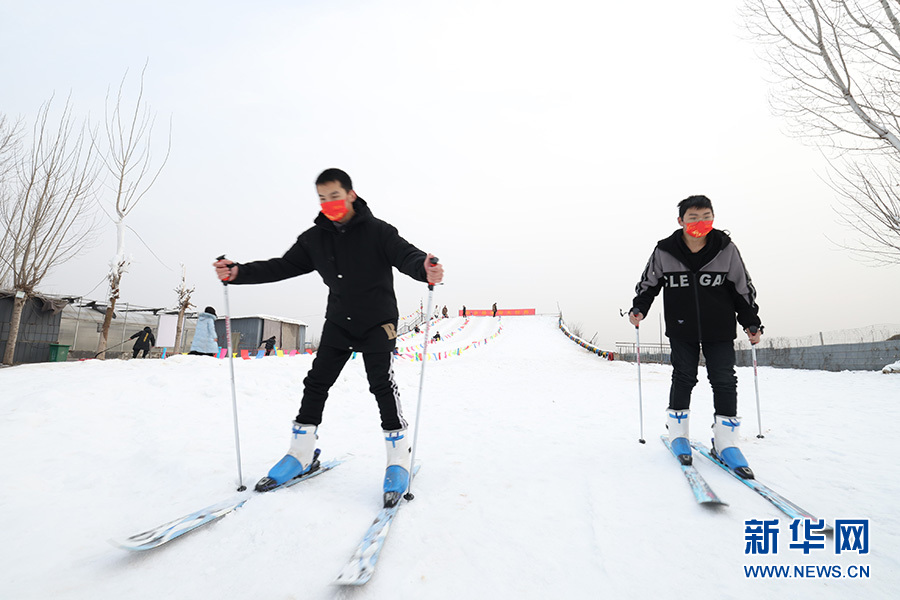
[745, 0, 900, 262]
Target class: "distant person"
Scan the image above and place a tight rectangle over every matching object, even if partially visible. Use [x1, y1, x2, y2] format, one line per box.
[130, 326, 155, 359]
[413, 325, 420, 333]
[189, 307, 219, 357]
[629, 194, 762, 478]
[442, 305, 449, 319]
[213, 167, 443, 507]
[492, 302, 498, 317]
[432, 331, 442, 342]
[260, 335, 277, 356]
[462, 305, 467, 318]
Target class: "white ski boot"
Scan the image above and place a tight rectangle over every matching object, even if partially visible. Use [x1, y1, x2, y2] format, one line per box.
[383, 428, 411, 508]
[255, 422, 319, 492]
[667, 409, 692, 465]
[712, 415, 753, 479]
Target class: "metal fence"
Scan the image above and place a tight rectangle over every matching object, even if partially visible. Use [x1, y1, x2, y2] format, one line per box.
[614, 342, 672, 365]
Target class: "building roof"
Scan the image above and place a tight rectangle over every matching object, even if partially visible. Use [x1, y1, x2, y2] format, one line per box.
[224, 314, 309, 327]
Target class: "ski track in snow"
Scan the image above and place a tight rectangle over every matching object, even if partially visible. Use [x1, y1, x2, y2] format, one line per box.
[0, 315, 897, 599]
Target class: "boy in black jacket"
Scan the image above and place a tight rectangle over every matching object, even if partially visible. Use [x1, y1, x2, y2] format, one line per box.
[130, 327, 155, 359]
[214, 169, 443, 506]
[629, 195, 762, 478]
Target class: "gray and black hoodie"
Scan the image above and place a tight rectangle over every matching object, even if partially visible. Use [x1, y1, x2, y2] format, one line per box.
[631, 229, 761, 343]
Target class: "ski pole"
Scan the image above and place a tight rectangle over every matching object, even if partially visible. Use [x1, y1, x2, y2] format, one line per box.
[635, 321, 646, 444]
[404, 256, 439, 502]
[748, 325, 764, 439]
[92, 338, 130, 358]
[217, 254, 247, 492]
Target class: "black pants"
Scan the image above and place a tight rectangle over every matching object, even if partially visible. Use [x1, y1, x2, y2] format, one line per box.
[296, 345, 407, 431]
[669, 339, 737, 417]
[132, 347, 149, 359]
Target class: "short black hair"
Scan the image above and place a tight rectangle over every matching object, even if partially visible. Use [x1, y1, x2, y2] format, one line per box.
[315, 168, 353, 193]
[204, 306, 217, 316]
[678, 195, 714, 219]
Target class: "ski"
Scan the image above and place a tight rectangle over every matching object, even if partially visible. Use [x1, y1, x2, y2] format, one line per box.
[690, 441, 831, 532]
[660, 435, 727, 505]
[333, 464, 421, 586]
[111, 453, 344, 551]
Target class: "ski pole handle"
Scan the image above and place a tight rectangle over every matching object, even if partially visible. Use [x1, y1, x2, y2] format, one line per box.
[216, 254, 236, 285]
[426, 256, 439, 290]
[747, 325, 761, 345]
[629, 309, 643, 329]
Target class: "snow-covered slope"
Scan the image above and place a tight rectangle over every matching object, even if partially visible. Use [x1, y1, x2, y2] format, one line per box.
[1, 315, 896, 599]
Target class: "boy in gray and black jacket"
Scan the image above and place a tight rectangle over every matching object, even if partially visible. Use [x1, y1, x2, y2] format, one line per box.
[629, 195, 762, 478]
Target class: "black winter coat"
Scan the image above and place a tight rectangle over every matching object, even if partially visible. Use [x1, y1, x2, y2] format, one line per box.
[130, 329, 156, 350]
[232, 197, 428, 351]
[632, 229, 761, 342]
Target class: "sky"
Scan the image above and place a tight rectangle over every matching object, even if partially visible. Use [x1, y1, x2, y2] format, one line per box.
[2, 0, 899, 349]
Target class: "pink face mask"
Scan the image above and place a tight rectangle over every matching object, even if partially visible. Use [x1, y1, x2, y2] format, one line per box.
[685, 220, 713, 238]
[320, 199, 348, 222]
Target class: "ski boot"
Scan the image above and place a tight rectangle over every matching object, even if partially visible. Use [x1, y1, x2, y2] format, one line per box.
[666, 409, 692, 465]
[712, 414, 754, 479]
[255, 422, 320, 492]
[382, 428, 411, 508]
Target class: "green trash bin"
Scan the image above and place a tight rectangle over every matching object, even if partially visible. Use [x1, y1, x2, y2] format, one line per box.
[48, 343, 70, 362]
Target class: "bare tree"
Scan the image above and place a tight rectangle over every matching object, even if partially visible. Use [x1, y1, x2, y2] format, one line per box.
[94, 63, 171, 359]
[172, 265, 194, 354]
[0, 114, 22, 288]
[1, 98, 99, 365]
[744, 0, 900, 262]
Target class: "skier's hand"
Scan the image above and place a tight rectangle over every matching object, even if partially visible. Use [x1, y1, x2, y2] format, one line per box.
[629, 310, 643, 327]
[745, 327, 762, 345]
[214, 259, 238, 282]
[425, 254, 443, 285]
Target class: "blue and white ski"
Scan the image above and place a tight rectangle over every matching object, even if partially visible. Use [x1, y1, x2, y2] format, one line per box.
[111, 456, 344, 551]
[661, 435, 727, 505]
[333, 464, 421, 586]
[690, 441, 831, 532]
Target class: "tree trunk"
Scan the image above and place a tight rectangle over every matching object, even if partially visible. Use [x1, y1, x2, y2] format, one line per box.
[174, 307, 186, 354]
[95, 299, 118, 359]
[2, 294, 27, 365]
[97, 217, 127, 360]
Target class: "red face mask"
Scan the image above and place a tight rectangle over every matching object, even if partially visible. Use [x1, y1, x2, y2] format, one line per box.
[320, 199, 349, 222]
[684, 220, 713, 238]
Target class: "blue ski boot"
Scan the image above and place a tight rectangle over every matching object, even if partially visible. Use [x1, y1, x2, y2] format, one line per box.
[383, 428, 411, 508]
[667, 409, 692, 465]
[712, 415, 754, 479]
[255, 422, 319, 492]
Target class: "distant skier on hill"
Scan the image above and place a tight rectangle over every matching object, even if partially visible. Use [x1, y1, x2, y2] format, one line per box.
[260, 336, 277, 356]
[213, 168, 443, 506]
[130, 327, 155, 359]
[189, 306, 219, 357]
[629, 195, 762, 478]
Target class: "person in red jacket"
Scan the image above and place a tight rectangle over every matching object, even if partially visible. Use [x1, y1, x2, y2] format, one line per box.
[214, 168, 443, 506]
[629, 195, 762, 478]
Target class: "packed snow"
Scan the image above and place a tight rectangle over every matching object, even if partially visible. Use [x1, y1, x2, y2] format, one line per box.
[883, 359, 900, 374]
[1, 315, 897, 599]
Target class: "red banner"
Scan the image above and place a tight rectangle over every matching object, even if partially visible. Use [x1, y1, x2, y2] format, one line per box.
[460, 309, 535, 316]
